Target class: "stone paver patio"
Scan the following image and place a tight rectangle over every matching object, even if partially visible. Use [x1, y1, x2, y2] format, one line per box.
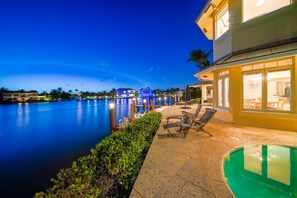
[130, 104, 297, 198]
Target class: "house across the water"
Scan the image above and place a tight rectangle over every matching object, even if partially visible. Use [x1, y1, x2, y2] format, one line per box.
[195, 0, 297, 131]
[116, 88, 136, 98]
[2, 91, 45, 102]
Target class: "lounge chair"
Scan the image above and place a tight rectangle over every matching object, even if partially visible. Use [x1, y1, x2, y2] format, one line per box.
[166, 104, 202, 124]
[163, 108, 217, 138]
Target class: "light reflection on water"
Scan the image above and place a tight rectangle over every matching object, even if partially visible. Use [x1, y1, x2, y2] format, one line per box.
[0, 100, 130, 198]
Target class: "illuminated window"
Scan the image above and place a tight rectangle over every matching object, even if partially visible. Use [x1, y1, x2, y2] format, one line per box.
[217, 70, 229, 108]
[242, 58, 292, 111]
[218, 79, 223, 106]
[243, 73, 263, 110]
[243, 0, 292, 22]
[224, 77, 229, 107]
[267, 69, 291, 111]
[216, 4, 229, 39]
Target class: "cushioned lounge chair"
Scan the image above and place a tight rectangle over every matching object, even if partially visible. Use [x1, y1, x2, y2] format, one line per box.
[163, 108, 217, 138]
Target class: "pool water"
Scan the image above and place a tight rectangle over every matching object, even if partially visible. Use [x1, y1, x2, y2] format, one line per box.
[224, 145, 297, 198]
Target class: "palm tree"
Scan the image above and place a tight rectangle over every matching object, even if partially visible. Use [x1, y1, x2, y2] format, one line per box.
[187, 49, 212, 69]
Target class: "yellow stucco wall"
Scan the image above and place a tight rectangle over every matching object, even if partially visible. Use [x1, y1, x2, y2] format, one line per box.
[213, 56, 297, 131]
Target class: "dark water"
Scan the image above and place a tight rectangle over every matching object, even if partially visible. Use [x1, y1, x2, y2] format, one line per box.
[0, 100, 133, 198]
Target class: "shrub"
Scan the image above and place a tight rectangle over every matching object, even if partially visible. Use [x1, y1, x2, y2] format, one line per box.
[35, 112, 162, 198]
[194, 98, 201, 104]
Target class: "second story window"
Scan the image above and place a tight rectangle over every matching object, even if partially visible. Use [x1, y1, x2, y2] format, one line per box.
[243, 0, 292, 22]
[216, 4, 229, 39]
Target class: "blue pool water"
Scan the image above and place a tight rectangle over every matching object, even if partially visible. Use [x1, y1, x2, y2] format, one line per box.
[0, 100, 134, 197]
[224, 145, 297, 198]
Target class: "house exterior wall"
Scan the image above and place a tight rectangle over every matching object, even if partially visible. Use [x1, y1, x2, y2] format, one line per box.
[197, 0, 297, 131]
[212, 55, 297, 131]
[230, 0, 297, 52]
[214, 32, 232, 61]
[213, 0, 232, 61]
[211, 0, 297, 61]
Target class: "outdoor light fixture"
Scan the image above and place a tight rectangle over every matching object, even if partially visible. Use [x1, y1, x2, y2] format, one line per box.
[109, 103, 115, 109]
[158, 97, 161, 100]
[143, 99, 147, 103]
[164, 97, 167, 100]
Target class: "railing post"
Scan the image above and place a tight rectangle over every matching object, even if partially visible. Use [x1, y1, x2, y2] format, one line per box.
[164, 97, 167, 106]
[109, 103, 116, 134]
[130, 101, 135, 121]
[151, 100, 155, 111]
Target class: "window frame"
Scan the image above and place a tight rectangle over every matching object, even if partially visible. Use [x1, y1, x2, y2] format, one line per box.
[242, 0, 293, 23]
[241, 58, 293, 113]
[217, 70, 230, 109]
[215, 3, 229, 40]
[242, 71, 264, 111]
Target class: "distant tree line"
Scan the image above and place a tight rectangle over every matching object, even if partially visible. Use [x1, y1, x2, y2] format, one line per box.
[0, 87, 184, 103]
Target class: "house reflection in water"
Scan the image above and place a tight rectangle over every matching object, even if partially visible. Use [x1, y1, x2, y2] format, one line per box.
[244, 145, 290, 185]
[224, 145, 297, 197]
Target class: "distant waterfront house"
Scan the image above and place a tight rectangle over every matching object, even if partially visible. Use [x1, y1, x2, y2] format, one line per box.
[190, 81, 213, 105]
[195, 0, 297, 131]
[2, 91, 45, 102]
[139, 88, 153, 98]
[116, 88, 135, 98]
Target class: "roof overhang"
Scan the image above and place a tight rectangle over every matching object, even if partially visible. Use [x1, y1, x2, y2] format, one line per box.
[195, 0, 223, 40]
[194, 40, 297, 80]
[190, 81, 213, 88]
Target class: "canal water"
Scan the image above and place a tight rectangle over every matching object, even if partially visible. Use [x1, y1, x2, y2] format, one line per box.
[0, 100, 134, 197]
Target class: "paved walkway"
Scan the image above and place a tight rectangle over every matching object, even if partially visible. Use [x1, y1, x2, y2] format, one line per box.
[130, 104, 297, 198]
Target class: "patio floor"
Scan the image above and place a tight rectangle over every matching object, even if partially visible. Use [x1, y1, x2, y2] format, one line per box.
[130, 104, 297, 198]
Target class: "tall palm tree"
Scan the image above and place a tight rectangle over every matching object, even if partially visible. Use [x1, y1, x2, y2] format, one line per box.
[187, 49, 212, 69]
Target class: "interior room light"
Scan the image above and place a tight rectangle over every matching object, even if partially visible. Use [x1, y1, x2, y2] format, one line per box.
[256, 0, 265, 7]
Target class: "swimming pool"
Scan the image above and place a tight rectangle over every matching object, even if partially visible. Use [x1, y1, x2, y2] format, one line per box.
[224, 145, 297, 198]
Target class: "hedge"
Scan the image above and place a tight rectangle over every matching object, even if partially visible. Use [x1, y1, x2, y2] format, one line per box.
[35, 112, 162, 198]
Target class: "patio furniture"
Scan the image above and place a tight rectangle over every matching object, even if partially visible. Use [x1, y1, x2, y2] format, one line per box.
[166, 104, 202, 124]
[163, 108, 217, 138]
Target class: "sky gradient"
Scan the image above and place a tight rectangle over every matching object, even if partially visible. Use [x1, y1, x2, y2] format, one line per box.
[0, 0, 211, 92]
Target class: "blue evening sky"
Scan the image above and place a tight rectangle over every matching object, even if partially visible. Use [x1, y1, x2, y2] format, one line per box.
[0, 0, 211, 92]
